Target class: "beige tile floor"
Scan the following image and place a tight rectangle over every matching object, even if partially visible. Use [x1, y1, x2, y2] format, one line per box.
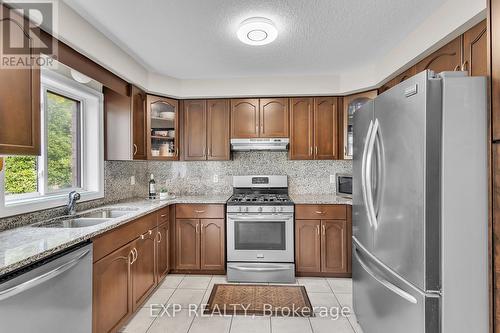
[120, 274, 364, 333]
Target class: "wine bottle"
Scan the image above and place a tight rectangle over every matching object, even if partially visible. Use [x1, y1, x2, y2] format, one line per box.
[149, 174, 156, 199]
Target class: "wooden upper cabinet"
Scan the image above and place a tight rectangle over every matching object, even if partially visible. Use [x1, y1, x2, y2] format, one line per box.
[93, 243, 133, 333]
[175, 219, 200, 270]
[183, 100, 207, 161]
[260, 98, 289, 137]
[416, 37, 462, 73]
[0, 7, 40, 155]
[342, 91, 377, 159]
[463, 20, 487, 77]
[146, 95, 179, 160]
[231, 99, 260, 138]
[207, 100, 230, 161]
[314, 97, 338, 160]
[200, 219, 225, 271]
[131, 86, 147, 160]
[289, 98, 314, 160]
[321, 220, 349, 273]
[295, 220, 321, 273]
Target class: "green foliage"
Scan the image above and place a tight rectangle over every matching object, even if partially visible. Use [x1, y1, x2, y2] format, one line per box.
[46, 92, 77, 190]
[4, 92, 78, 195]
[4, 156, 37, 194]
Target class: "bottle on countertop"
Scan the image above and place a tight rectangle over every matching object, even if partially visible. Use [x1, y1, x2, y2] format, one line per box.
[149, 174, 156, 199]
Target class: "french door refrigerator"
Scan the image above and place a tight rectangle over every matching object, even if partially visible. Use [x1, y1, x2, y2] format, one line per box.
[352, 70, 488, 333]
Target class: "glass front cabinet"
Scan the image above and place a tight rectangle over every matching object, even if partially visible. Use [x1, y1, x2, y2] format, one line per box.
[146, 95, 179, 160]
[342, 90, 377, 159]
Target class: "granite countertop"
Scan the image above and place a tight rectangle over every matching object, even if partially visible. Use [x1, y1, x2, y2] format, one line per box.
[0, 195, 230, 277]
[290, 194, 353, 205]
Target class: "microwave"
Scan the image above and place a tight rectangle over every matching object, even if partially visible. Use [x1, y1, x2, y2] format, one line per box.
[336, 174, 352, 198]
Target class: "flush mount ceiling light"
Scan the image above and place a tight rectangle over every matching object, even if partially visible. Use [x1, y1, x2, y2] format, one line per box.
[70, 69, 92, 84]
[237, 17, 278, 46]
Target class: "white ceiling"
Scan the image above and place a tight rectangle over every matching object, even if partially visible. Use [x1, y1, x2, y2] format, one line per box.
[63, 0, 446, 80]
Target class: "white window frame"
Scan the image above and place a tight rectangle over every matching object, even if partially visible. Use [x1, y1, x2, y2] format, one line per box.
[0, 69, 104, 218]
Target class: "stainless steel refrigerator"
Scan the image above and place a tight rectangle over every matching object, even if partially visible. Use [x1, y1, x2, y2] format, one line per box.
[352, 70, 488, 333]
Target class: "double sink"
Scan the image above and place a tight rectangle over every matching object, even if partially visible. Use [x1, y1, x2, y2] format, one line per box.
[32, 207, 139, 228]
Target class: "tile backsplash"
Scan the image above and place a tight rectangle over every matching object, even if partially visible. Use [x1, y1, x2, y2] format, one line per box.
[148, 152, 352, 196]
[0, 152, 351, 230]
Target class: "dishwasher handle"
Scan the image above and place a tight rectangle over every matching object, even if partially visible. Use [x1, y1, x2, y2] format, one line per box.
[0, 248, 91, 301]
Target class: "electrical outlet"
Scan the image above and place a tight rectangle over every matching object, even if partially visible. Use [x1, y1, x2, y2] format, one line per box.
[213, 174, 219, 183]
[330, 175, 335, 184]
[130, 175, 136, 185]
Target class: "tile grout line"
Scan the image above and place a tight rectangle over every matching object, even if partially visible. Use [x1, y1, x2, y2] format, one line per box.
[327, 279, 358, 333]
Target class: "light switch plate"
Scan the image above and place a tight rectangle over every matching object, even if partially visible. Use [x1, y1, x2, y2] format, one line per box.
[213, 174, 219, 183]
[130, 175, 136, 185]
[330, 175, 335, 184]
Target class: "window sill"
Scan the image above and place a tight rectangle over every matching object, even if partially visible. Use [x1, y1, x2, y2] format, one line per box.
[0, 190, 104, 218]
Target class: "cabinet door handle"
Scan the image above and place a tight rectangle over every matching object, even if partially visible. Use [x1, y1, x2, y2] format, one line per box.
[316, 225, 320, 235]
[130, 248, 137, 264]
[157, 231, 162, 243]
[133, 144, 138, 156]
[160, 214, 168, 218]
[148, 229, 153, 235]
[140, 234, 145, 240]
[453, 64, 461, 71]
[461, 61, 469, 75]
[309, 146, 313, 156]
[207, 147, 211, 157]
[322, 225, 326, 235]
[315, 146, 318, 155]
[175, 148, 178, 157]
[260, 124, 263, 133]
[196, 224, 199, 233]
[255, 125, 259, 134]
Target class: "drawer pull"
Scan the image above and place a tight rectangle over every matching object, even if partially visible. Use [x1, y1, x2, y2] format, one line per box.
[160, 214, 168, 218]
[157, 231, 162, 243]
[194, 210, 206, 213]
[315, 211, 325, 214]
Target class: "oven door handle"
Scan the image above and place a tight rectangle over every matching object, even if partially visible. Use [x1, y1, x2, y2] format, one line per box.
[228, 215, 293, 221]
[229, 266, 292, 272]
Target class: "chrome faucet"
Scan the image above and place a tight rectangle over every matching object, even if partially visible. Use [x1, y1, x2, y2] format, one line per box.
[66, 191, 81, 215]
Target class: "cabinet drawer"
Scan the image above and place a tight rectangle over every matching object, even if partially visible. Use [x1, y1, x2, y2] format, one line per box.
[93, 212, 157, 262]
[175, 204, 225, 219]
[295, 204, 346, 220]
[158, 206, 170, 224]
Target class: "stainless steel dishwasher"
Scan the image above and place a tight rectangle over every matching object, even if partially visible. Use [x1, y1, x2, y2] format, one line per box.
[0, 243, 92, 333]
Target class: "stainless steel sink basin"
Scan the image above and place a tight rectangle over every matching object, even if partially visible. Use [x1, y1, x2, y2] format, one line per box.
[37, 217, 111, 228]
[32, 207, 139, 228]
[79, 208, 138, 219]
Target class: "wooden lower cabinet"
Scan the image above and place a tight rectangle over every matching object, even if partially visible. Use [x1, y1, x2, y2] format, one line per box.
[295, 220, 321, 273]
[131, 229, 157, 311]
[200, 219, 225, 271]
[156, 221, 170, 281]
[93, 243, 133, 333]
[93, 209, 172, 333]
[321, 220, 350, 273]
[175, 219, 201, 270]
[295, 205, 351, 277]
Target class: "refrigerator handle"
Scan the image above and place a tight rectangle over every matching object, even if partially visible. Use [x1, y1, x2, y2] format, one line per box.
[366, 118, 379, 229]
[361, 120, 374, 227]
[354, 247, 418, 304]
[374, 127, 384, 218]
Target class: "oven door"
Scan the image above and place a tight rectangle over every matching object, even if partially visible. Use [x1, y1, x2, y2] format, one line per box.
[227, 213, 294, 262]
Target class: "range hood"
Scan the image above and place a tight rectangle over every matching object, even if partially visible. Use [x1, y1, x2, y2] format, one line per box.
[230, 138, 289, 151]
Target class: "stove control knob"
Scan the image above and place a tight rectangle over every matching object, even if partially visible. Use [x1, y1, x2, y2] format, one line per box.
[278, 207, 283, 212]
[258, 207, 263, 212]
[238, 207, 242, 212]
[244, 207, 249, 212]
[272, 207, 276, 213]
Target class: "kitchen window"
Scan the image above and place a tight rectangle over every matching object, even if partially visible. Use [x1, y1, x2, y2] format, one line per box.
[0, 68, 104, 217]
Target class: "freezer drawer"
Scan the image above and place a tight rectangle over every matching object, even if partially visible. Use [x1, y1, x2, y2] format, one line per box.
[0, 243, 92, 333]
[352, 239, 439, 333]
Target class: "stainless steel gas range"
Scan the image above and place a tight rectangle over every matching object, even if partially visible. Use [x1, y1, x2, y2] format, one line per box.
[226, 175, 295, 283]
